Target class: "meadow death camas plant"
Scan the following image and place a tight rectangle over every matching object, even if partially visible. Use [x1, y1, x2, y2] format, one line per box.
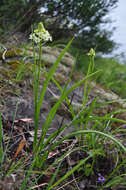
[29, 22, 52, 43]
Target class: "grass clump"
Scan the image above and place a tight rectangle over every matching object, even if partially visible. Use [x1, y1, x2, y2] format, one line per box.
[0, 23, 126, 190]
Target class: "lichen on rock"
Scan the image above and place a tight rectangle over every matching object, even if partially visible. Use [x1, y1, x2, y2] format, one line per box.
[1, 32, 126, 137]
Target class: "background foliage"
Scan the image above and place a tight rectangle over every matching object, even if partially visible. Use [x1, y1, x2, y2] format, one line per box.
[0, 0, 118, 54]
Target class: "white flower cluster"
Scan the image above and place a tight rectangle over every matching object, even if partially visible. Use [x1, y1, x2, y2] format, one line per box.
[29, 22, 52, 43]
[87, 48, 95, 57]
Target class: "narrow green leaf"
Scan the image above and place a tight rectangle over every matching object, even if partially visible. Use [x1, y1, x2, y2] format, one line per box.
[37, 71, 100, 152]
[51, 155, 92, 188]
[50, 130, 126, 153]
[33, 38, 74, 151]
[0, 113, 3, 167]
[47, 161, 62, 190]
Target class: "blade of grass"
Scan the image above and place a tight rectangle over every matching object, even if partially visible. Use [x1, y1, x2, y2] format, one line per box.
[50, 155, 92, 189]
[28, 147, 84, 190]
[46, 161, 62, 190]
[88, 115, 126, 124]
[41, 97, 96, 150]
[50, 130, 126, 153]
[1, 102, 19, 168]
[21, 159, 36, 190]
[33, 38, 74, 151]
[0, 113, 3, 171]
[37, 71, 100, 152]
[104, 174, 126, 188]
[6, 157, 25, 176]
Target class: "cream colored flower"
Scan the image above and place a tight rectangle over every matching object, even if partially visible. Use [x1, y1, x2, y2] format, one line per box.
[29, 33, 41, 43]
[87, 48, 95, 57]
[29, 22, 52, 43]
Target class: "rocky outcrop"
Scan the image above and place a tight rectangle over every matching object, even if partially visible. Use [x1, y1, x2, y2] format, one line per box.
[0, 34, 126, 138]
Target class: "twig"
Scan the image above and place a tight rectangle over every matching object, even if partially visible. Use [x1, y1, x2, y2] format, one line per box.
[53, 97, 95, 144]
[66, 137, 80, 190]
[0, 44, 7, 63]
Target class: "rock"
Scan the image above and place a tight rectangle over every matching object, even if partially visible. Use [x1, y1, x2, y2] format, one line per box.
[1, 33, 126, 139]
[49, 94, 82, 117]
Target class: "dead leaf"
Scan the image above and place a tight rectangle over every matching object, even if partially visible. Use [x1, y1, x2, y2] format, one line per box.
[14, 139, 26, 159]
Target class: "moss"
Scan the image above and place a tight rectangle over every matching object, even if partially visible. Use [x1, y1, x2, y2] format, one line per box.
[5, 49, 23, 58]
[53, 73, 66, 85]
[7, 60, 21, 65]
[41, 61, 51, 68]
[0, 67, 12, 78]
[0, 48, 23, 60]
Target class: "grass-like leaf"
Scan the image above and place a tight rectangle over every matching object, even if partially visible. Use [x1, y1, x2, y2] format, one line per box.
[0, 113, 3, 171]
[33, 38, 74, 151]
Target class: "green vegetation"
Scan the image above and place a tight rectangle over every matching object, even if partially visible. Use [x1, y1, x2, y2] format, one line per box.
[95, 56, 126, 98]
[1, 0, 118, 54]
[1, 0, 126, 186]
[1, 21, 126, 189]
[68, 46, 126, 98]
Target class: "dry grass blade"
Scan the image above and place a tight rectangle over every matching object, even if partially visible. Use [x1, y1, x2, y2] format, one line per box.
[14, 139, 26, 159]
